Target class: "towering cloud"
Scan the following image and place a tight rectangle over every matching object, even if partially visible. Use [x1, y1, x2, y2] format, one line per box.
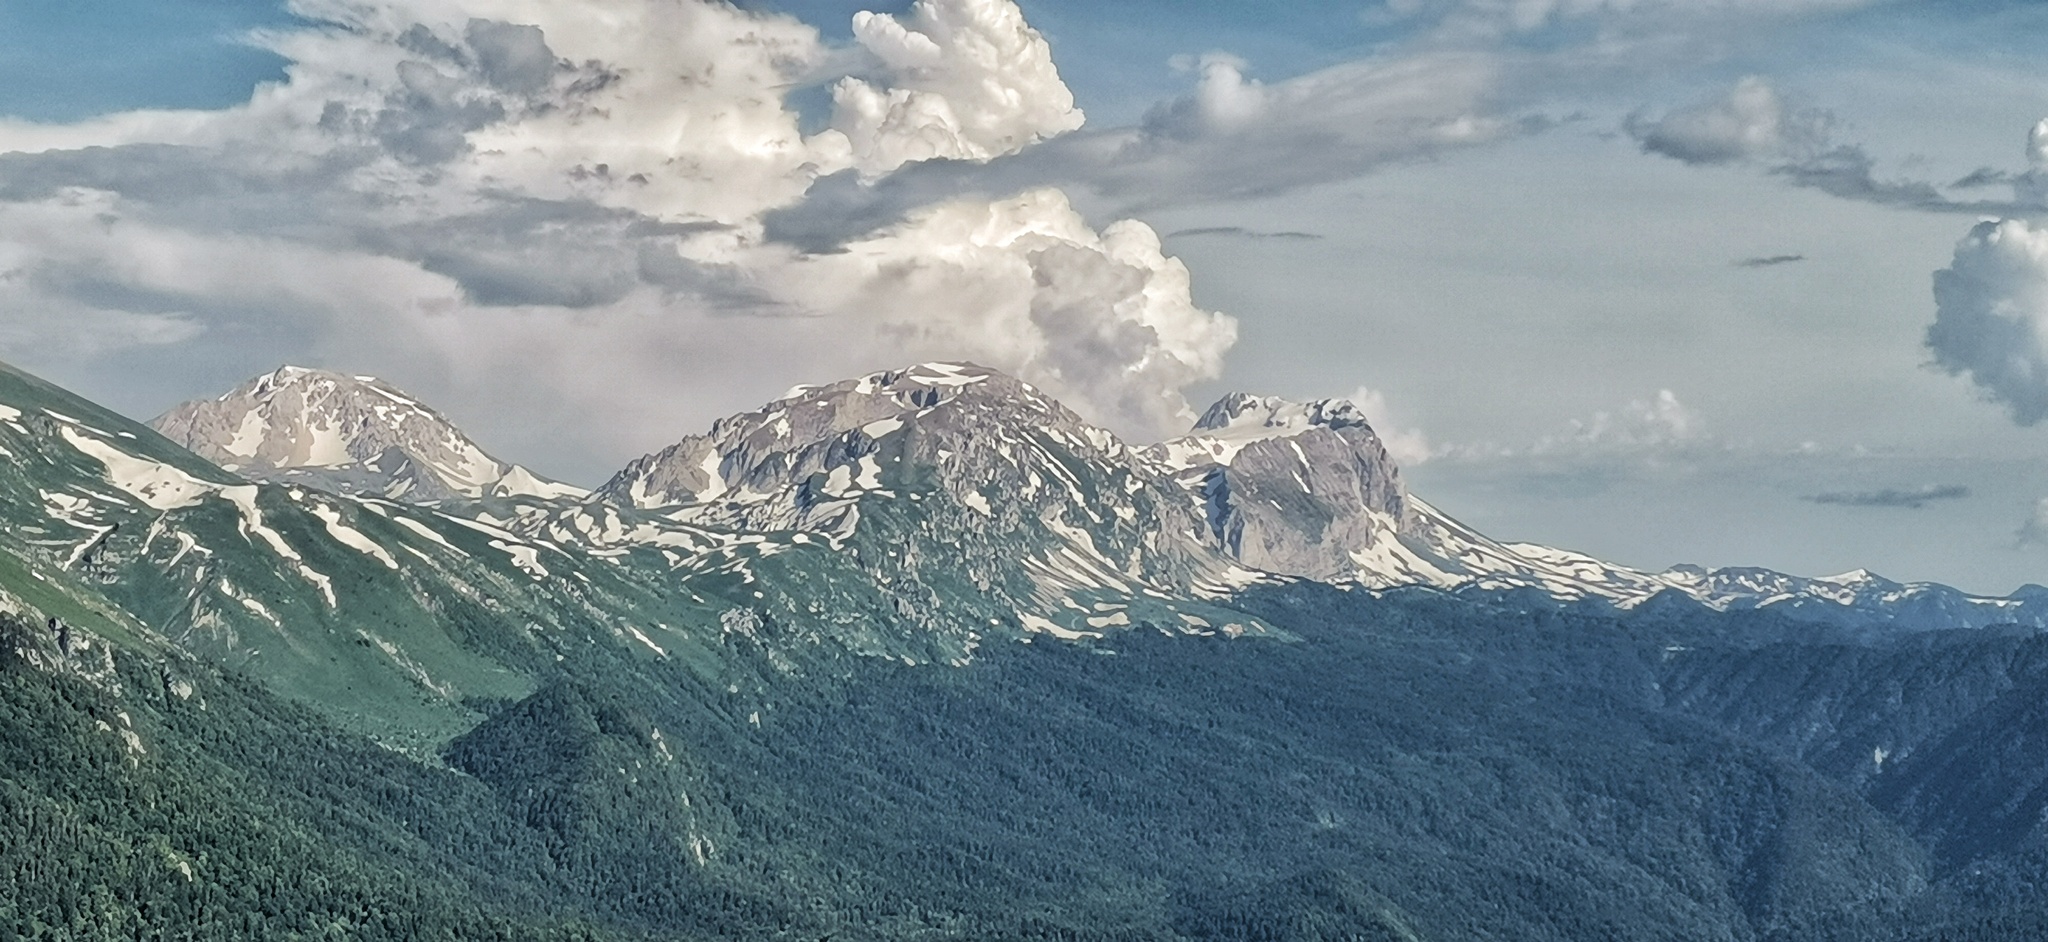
[766, 188, 1235, 435]
[1928, 218, 2048, 426]
[0, 0, 1235, 472]
[829, 0, 1085, 174]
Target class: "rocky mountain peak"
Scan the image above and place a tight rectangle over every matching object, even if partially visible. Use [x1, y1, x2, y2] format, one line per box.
[587, 361, 1245, 634]
[1191, 392, 1374, 437]
[601, 361, 1125, 514]
[149, 366, 583, 503]
[1155, 394, 1382, 474]
[1143, 392, 1418, 583]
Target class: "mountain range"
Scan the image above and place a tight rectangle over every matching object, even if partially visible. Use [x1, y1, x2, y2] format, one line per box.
[144, 361, 2048, 637]
[8, 355, 2048, 941]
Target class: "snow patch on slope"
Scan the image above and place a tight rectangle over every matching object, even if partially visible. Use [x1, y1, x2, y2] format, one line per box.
[60, 427, 218, 511]
[310, 502, 399, 570]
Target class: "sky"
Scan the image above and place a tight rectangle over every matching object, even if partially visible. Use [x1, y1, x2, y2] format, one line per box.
[4, 0, 2048, 594]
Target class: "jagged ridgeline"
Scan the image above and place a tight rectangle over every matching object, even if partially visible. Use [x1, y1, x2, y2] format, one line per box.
[7, 355, 2048, 940]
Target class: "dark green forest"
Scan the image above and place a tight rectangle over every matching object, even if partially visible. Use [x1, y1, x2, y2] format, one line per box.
[12, 583, 2048, 940]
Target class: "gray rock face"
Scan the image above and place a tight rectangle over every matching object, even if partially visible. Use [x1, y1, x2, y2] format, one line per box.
[1153, 392, 2048, 630]
[1150, 393, 1730, 604]
[1147, 393, 1418, 582]
[149, 366, 582, 503]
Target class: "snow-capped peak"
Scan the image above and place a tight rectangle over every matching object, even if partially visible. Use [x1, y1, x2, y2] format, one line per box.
[856, 361, 1003, 392]
[151, 366, 585, 504]
[1151, 394, 1373, 471]
[601, 361, 1124, 514]
[1191, 392, 1373, 436]
[100, 355, 2048, 642]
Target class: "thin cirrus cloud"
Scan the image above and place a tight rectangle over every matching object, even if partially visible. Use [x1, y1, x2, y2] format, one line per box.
[1167, 227, 1323, 241]
[1734, 254, 1806, 268]
[1805, 484, 1971, 510]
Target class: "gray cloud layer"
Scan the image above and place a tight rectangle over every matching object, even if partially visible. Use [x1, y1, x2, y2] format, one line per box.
[765, 50, 1523, 252]
[1629, 77, 2045, 217]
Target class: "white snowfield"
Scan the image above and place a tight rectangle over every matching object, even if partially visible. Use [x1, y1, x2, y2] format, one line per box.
[59, 427, 217, 512]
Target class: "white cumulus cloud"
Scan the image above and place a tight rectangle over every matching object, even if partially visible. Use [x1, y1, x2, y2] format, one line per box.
[1563, 388, 1698, 448]
[1346, 387, 1436, 466]
[0, 0, 1917, 479]
[829, 0, 1084, 174]
[2020, 498, 2048, 549]
[0, 0, 1240, 474]
[1626, 76, 1830, 166]
[780, 189, 1235, 434]
[1928, 218, 2048, 426]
